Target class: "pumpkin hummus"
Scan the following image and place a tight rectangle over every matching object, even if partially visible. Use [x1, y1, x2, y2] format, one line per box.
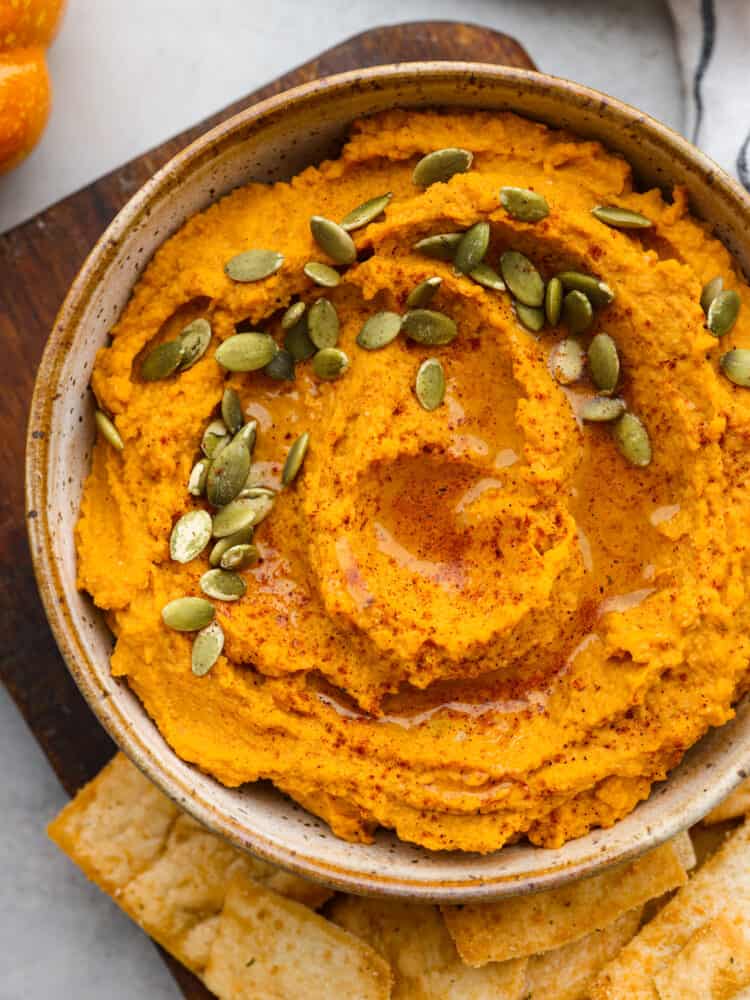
[77, 110, 750, 853]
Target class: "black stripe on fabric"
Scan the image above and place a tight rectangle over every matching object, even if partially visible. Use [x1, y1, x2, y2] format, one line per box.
[692, 0, 716, 144]
[738, 130, 750, 192]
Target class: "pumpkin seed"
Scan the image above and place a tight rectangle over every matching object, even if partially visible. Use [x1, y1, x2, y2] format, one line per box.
[313, 347, 349, 380]
[177, 318, 212, 371]
[201, 420, 230, 459]
[407, 276, 442, 308]
[239, 485, 276, 499]
[413, 233, 463, 261]
[191, 621, 224, 676]
[468, 263, 505, 291]
[95, 410, 124, 451]
[212, 495, 272, 537]
[454, 221, 490, 275]
[700, 276, 724, 314]
[162, 596, 215, 632]
[282, 301, 307, 330]
[233, 419, 257, 454]
[500, 251, 545, 307]
[613, 412, 651, 467]
[225, 249, 283, 282]
[412, 147, 473, 187]
[402, 309, 458, 346]
[588, 333, 620, 393]
[209, 525, 254, 567]
[562, 290, 593, 335]
[310, 216, 356, 266]
[304, 261, 341, 288]
[221, 388, 243, 435]
[169, 509, 213, 563]
[591, 205, 652, 229]
[707, 289, 741, 337]
[206, 438, 251, 507]
[557, 271, 615, 308]
[216, 332, 278, 372]
[264, 349, 295, 381]
[581, 396, 627, 422]
[499, 186, 549, 223]
[141, 339, 184, 381]
[415, 358, 445, 411]
[200, 568, 246, 601]
[308, 297, 340, 349]
[720, 349, 750, 387]
[340, 192, 392, 231]
[188, 458, 209, 497]
[284, 317, 316, 361]
[356, 312, 402, 350]
[282, 431, 309, 487]
[220, 543, 259, 571]
[545, 276, 563, 326]
[516, 303, 545, 333]
[550, 338, 585, 383]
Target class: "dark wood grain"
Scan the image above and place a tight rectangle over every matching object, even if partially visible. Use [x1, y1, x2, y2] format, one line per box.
[0, 21, 533, 999]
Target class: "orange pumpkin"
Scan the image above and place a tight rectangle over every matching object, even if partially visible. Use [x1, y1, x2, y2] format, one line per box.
[0, 0, 66, 173]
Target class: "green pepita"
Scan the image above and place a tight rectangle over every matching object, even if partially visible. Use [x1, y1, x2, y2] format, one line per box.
[356, 312, 402, 350]
[588, 333, 620, 393]
[191, 621, 224, 676]
[402, 309, 458, 346]
[413, 233, 462, 261]
[580, 397, 627, 422]
[562, 289, 593, 335]
[468, 263, 505, 291]
[221, 388, 243, 435]
[201, 419, 230, 459]
[140, 339, 184, 381]
[263, 349, 295, 381]
[215, 333, 278, 372]
[284, 317, 316, 361]
[162, 596, 215, 632]
[187, 458, 209, 497]
[313, 347, 349, 380]
[700, 276, 724, 314]
[415, 358, 445, 411]
[308, 297, 340, 349]
[340, 192, 392, 231]
[412, 148, 473, 187]
[225, 249, 283, 282]
[499, 186, 550, 223]
[707, 289, 741, 337]
[303, 261, 341, 288]
[212, 495, 272, 537]
[720, 349, 750, 387]
[177, 318, 212, 371]
[613, 412, 652, 467]
[557, 271, 615, 308]
[200, 568, 246, 601]
[500, 251, 545, 307]
[209, 525, 254, 567]
[281, 301, 306, 330]
[95, 410, 124, 451]
[282, 432, 309, 487]
[550, 338, 585, 384]
[169, 509, 213, 563]
[310, 216, 356, 266]
[454, 221, 490, 275]
[220, 543, 259, 571]
[233, 419, 257, 455]
[407, 276, 442, 308]
[591, 205, 652, 229]
[515, 303, 545, 333]
[545, 276, 563, 326]
[206, 438, 251, 507]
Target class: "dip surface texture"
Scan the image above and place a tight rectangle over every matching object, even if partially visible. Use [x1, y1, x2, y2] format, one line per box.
[77, 110, 750, 853]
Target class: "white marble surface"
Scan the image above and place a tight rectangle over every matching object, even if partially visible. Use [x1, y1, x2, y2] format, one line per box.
[1, 2, 682, 997]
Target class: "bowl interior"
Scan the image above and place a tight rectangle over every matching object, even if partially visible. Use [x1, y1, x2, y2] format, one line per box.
[27, 63, 750, 901]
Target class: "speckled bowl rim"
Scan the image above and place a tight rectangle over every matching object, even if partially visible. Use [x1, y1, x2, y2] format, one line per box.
[26, 62, 750, 901]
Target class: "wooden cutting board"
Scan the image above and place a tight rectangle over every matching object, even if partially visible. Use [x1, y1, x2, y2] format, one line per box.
[0, 21, 533, 997]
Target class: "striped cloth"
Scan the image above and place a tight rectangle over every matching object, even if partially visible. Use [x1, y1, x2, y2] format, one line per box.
[668, 0, 750, 190]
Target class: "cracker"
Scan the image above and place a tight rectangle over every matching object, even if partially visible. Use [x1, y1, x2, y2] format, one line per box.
[329, 895, 527, 999]
[591, 821, 750, 999]
[653, 912, 750, 1000]
[442, 839, 686, 966]
[203, 877, 392, 1000]
[703, 778, 750, 825]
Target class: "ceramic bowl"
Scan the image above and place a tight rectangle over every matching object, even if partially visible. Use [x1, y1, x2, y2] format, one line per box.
[26, 63, 750, 901]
